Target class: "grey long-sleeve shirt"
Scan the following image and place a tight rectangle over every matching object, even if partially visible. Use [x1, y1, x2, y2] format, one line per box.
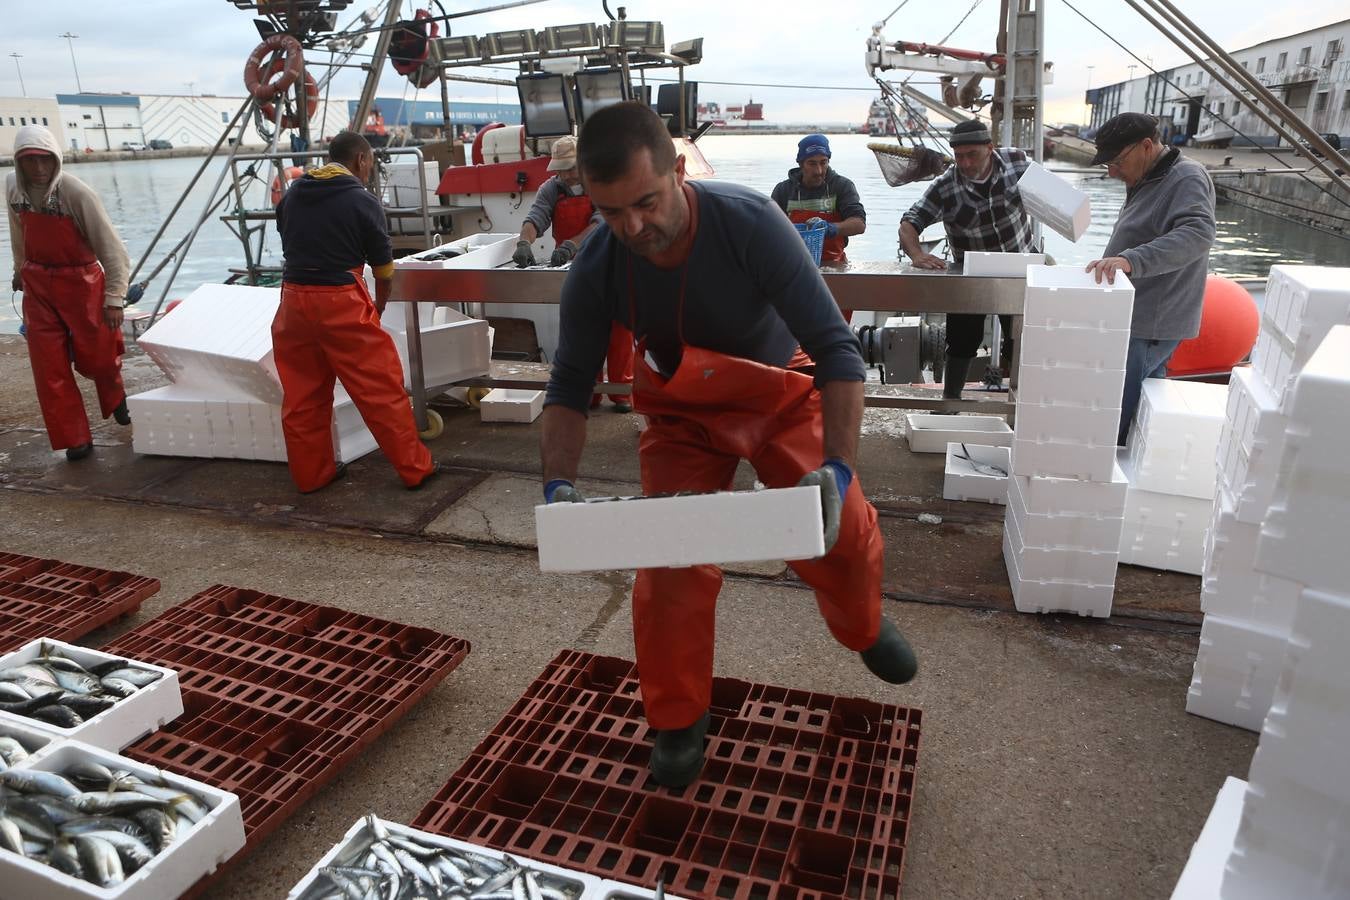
[523, 175, 603, 238]
[545, 180, 864, 414]
[1105, 148, 1216, 340]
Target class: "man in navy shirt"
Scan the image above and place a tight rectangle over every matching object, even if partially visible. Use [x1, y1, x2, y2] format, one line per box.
[272, 130, 437, 493]
[541, 103, 917, 789]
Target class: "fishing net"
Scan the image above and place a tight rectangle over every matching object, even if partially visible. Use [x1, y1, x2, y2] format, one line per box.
[869, 143, 951, 186]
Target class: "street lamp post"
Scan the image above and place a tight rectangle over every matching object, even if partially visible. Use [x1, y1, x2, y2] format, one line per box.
[9, 52, 23, 97]
[58, 32, 82, 93]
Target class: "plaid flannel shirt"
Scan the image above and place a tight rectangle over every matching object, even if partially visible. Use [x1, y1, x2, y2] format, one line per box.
[901, 148, 1038, 264]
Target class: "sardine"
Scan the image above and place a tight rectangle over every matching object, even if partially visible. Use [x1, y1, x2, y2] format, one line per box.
[0, 737, 28, 766]
[130, 808, 176, 852]
[68, 791, 167, 816]
[49, 838, 83, 876]
[1, 769, 81, 798]
[96, 667, 161, 687]
[74, 829, 153, 873]
[65, 760, 115, 787]
[0, 682, 32, 702]
[50, 668, 101, 694]
[73, 834, 124, 887]
[0, 816, 24, 855]
[0, 664, 59, 685]
[31, 704, 83, 728]
[98, 677, 138, 699]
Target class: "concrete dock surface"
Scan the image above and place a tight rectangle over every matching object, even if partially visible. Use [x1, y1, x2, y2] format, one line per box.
[0, 335, 1258, 899]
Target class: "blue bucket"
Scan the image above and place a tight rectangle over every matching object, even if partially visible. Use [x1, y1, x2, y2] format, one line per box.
[794, 221, 827, 266]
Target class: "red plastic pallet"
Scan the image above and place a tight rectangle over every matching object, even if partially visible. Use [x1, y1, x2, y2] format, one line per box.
[0, 552, 159, 652]
[411, 650, 922, 900]
[99, 585, 470, 865]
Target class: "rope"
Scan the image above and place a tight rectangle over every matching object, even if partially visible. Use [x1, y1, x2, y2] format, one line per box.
[1058, 0, 1350, 214]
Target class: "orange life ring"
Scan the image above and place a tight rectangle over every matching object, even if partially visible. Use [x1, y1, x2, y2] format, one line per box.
[243, 33, 304, 102]
[270, 166, 305, 206]
[258, 62, 318, 130]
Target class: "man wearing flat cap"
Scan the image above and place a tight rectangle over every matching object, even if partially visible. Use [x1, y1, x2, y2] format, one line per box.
[1085, 112, 1215, 445]
[900, 118, 1038, 401]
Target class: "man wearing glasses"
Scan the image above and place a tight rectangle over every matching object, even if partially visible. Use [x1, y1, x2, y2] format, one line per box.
[1085, 113, 1216, 445]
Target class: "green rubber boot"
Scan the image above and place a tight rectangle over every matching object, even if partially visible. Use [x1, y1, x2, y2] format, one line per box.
[649, 712, 710, 788]
[860, 619, 918, 684]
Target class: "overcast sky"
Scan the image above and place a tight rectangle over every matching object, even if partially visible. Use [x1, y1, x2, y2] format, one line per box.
[4, 1, 1346, 126]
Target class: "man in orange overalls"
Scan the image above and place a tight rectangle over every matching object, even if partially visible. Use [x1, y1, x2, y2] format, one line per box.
[271, 130, 437, 493]
[541, 104, 917, 789]
[7, 125, 131, 461]
[514, 135, 633, 413]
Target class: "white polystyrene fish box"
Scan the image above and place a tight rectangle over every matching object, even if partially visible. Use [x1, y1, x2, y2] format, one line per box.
[962, 251, 1046, 277]
[136, 283, 283, 404]
[0, 716, 59, 764]
[285, 815, 601, 900]
[1014, 399, 1123, 449]
[1016, 162, 1092, 241]
[0, 639, 182, 751]
[1014, 361, 1127, 412]
[1254, 265, 1350, 402]
[1169, 776, 1247, 900]
[1012, 458, 1128, 518]
[1011, 434, 1119, 483]
[393, 233, 518, 270]
[1002, 524, 1115, 618]
[0, 740, 244, 900]
[480, 388, 545, 423]
[1202, 488, 1300, 634]
[1003, 501, 1120, 583]
[1007, 470, 1126, 553]
[598, 880, 689, 899]
[943, 442, 1010, 505]
[1019, 324, 1130, 371]
[1186, 614, 1288, 732]
[1124, 379, 1225, 500]
[1217, 366, 1288, 525]
[1022, 265, 1135, 331]
[536, 486, 825, 572]
[383, 303, 492, 392]
[905, 414, 1012, 454]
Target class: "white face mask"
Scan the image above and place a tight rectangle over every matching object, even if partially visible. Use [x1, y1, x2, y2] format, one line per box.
[566, 183, 585, 197]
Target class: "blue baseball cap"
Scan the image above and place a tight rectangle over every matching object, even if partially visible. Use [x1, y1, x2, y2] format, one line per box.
[797, 134, 831, 163]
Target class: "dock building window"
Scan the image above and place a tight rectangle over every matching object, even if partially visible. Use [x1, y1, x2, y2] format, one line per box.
[19, 117, 25, 125]
[1315, 91, 1328, 112]
[1297, 46, 1310, 66]
[1233, 102, 1241, 115]
[42, 117, 47, 125]
[1277, 52, 1287, 70]
[1343, 89, 1350, 111]
[1256, 57, 1265, 73]
[221, 112, 229, 122]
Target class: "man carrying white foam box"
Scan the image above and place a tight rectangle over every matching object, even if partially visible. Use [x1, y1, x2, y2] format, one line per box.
[898, 120, 1040, 403]
[1084, 113, 1216, 446]
[540, 103, 917, 790]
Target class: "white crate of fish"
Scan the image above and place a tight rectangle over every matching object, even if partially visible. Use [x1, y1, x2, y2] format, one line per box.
[0, 717, 60, 767]
[0, 639, 182, 752]
[598, 878, 688, 898]
[0, 740, 244, 899]
[286, 814, 601, 900]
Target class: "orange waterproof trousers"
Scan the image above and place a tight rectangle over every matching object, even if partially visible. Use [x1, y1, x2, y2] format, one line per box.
[271, 280, 433, 491]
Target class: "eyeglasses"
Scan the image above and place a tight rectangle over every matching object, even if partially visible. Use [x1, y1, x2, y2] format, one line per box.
[1104, 140, 1142, 169]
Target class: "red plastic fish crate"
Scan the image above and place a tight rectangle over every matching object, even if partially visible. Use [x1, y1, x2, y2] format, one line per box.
[0, 552, 159, 651]
[99, 585, 470, 858]
[411, 650, 922, 900]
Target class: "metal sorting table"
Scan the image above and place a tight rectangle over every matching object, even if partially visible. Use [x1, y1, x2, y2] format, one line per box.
[391, 260, 1026, 428]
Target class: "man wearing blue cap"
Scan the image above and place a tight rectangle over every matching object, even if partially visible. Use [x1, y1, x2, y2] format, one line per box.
[771, 134, 867, 269]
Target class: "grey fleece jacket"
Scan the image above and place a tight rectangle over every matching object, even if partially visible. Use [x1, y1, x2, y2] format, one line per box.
[1105, 147, 1216, 340]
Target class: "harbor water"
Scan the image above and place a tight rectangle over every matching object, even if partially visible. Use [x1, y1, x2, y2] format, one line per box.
[3, 132, 1346, 334]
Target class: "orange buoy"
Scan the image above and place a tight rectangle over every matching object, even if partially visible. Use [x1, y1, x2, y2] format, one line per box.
[270, 166, 305, 206]
[1167, 275, 1260, 377]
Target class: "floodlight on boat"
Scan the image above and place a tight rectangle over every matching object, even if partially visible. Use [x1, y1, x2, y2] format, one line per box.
[607, 20, 664, 52]
[670, 38, 703, 65]
[517, 73, 574, 137]
[439, 35, 481, 62]
[542, 23, 600, 52]
[486, 29, 538, 57]
[575, 68, 631, 123]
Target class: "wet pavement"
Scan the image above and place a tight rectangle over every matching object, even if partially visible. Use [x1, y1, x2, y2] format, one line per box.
[0, 335, 1254, 899]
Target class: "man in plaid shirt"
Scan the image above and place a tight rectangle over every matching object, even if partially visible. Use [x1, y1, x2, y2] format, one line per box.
[899, 119, 1038, 401]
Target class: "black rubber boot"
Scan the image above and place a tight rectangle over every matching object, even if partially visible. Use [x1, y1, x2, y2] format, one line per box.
[943, 356, 974, 400]
[406, 461, 442, 491]
[112, 397, 131, 426]
[65, 443, 94, 461]
[860, 619, 918, 685]
[649, 712, 710, 789]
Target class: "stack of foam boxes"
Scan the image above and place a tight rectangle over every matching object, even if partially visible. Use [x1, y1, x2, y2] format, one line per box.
[1189, 265, 1350, 731]
[131, 283, 378, 463]
[1118, 378, 1227, 575]
[1003, 266, 1132, 617]
[1171, 326, 1350, 900]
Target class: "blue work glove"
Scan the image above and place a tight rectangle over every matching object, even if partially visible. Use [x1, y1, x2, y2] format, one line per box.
[513, 240, 535, 268]
[550, 240, 579, 267]
[797, 458, 852, 554]
[544, 478, 584, 503]
[804, 217, 839, 239]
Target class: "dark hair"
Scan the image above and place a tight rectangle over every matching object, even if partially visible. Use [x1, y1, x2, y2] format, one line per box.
[577, 102, 676, 183]
[329, 130, 371, 168]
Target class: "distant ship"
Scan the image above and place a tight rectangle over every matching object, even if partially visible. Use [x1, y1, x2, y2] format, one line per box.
[697, 98, 764, 129]
[866, 97, 931, 137]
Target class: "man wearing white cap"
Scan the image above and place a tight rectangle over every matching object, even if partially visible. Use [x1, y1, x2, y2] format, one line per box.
[7, 124, 132, 461]
[515, 135, 632, 411]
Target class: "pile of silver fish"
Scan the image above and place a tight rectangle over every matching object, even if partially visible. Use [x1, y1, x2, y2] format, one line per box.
[0, 758, 210, 886]
[298, 815, 584, 900]
[0, 644, 162, 729]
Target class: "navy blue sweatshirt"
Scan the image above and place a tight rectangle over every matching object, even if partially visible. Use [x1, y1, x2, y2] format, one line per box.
[276, 166, 393, 285]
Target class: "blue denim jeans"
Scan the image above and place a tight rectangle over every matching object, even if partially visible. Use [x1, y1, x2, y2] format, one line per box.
[1119, 338, 1182, 445]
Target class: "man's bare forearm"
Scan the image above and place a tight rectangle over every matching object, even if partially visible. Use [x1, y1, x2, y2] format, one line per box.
[898, 221, 924, 260]
[838, 216, 866, 238]
[819, 380, 864, 468]
[540, 404, 588, 483]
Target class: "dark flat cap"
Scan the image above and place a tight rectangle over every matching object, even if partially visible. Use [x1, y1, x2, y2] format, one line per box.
[950, 119, 992, 146]
[1091, 112, 1160, 165]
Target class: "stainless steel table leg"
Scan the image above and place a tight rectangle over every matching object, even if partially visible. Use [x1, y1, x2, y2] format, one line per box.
[408, 302, 429, 432]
